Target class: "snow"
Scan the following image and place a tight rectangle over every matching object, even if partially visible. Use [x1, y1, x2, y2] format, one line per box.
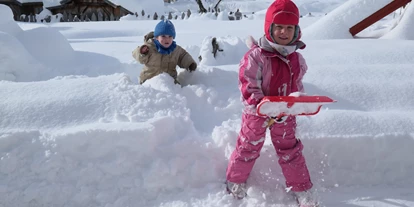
[381, 2, 414, 40]
[111, 0, 165, 14]
[303, 0, 395, 39]
[198, 36, 247, 66]
[2, 0, 414, 206]
[41, 0, 61, 7]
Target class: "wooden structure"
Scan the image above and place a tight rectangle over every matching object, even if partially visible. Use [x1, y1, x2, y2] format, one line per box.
[47, 0, 133, 21]
[350, 0, 412, 36]
[0, 0, 43, 21]
[0, 0, 132, 22]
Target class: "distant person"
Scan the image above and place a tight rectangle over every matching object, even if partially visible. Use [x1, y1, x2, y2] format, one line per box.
[225, 0, 319, 206]
[234, 9, 242, 20]
[132, 20, 197, 84]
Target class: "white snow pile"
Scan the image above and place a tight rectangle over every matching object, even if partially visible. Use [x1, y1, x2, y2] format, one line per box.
[0, 5, 47, 81]
[199, 36, 248, 66]
[188, 12, 218, 20]
[0, 75, 225, 207]
[2, 0, 414, 206]
[381, 2, 414, 40]
[17, 27, 76, 68]
[303, 0, 394, 39]
[0, 6, 127, 82]
[0, 5, 75, 71]
[0, 5, 24, 36]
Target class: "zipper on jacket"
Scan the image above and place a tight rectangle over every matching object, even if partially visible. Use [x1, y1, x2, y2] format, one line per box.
[276, 55, 293, 95]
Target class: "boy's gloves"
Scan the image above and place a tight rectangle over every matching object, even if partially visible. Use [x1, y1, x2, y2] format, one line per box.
[140, 45, 149, 55]
[188, 63, 197, 72]
[144, 31, 154, 42]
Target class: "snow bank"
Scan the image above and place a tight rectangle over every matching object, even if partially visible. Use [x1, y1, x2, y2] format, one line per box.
[296, 0, 345, 15]
[188, 12, 217, 20]
[199, 36, 248, 66]
[298, 39, 414, 137]
[0, 32, 46, 81]
[0, 5, 124, 82]
[17, 27, 76, 68]
[0, 73, 233, 205]
[36, 7, 53, 22]
[2, 1, 414, 206]
[381, 3, 414, 40]
[0, 116, 224, 207]
[42, 0, 60, 7]
[0, 5, 24, 36]
[0, 5, 48, 81]
[0, 4, 13, 23]
[0, 75, 183, 130]
[303, 0, 393, 39]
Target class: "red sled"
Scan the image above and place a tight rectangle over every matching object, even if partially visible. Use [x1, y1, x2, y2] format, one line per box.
[257, 96, 335, 118]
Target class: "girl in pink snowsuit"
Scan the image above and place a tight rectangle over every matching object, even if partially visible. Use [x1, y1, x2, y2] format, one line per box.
[226, 0, 318, 206]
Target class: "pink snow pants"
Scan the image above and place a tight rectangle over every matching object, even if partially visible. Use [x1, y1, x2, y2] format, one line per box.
[226, 113, 313, 192]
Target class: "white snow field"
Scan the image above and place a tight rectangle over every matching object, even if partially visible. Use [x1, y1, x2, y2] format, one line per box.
[1, 0, 414, 206]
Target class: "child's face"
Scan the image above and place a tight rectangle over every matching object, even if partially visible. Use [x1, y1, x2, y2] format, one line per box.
[272, 24, 295, 45]
[156, 35, 174, 48]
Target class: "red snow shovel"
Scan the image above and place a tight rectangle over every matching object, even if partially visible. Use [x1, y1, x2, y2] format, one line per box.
[257, 96, 336, 127]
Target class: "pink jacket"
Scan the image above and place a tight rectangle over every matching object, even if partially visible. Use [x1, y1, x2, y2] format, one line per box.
[239, 36, 308, 115]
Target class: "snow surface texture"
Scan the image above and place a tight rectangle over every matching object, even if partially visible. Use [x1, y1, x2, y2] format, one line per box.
[198, 36, 247, 66]
[1, 0, 414, 206]
[304, 0, 395, 39]
[382, 2, 414, 40]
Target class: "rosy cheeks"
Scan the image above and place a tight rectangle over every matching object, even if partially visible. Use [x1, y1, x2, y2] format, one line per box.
[272, 24, 295, 45]
[156, 35, 174, 47]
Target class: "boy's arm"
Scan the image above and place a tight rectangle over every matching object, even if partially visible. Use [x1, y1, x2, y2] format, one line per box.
[132, 44, 151, 64]
[177, 47, 197, 71]
[239, 49, 264, 108]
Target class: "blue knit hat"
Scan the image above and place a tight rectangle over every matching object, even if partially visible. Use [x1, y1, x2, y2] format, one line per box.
[154, 20, 176, 39]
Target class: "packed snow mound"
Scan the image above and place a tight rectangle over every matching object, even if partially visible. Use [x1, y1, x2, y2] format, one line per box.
[17, 27, 76, 68]
[0, 5, 49, 81]
[0, 4, 13, 23]
[0, 8, 123, 82]
[216, 9, 231, 21]
[296, 0, 346, 15]
[18, 27, 75, 67]
[0, 74, 188, 130]
[303, 0, 393, 40]
[199, 36, 248, 66]
[381, 3, 414, 40]
[0, 75, 224, 205]
[188, 12, 218, 20]
[0, 4, 78, 81]
[0, 5, 23, 36]
[0, 32, 46, 81]
[36, 8, 53, 21]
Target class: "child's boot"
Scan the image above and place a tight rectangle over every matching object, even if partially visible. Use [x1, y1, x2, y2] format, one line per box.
[225, 181, 247, 199]
[294, 189, 319, 207]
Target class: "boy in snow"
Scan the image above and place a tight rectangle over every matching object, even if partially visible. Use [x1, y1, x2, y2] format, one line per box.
[225, 0, 318, 206]
[132, 20, 197, 84]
